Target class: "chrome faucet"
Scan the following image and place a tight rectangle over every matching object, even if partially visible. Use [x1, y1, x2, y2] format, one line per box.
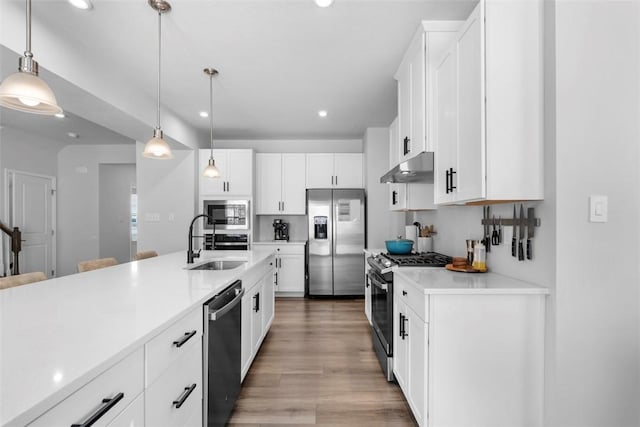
[187, 214, 214, 264]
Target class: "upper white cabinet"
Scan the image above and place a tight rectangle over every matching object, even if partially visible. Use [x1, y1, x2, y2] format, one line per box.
[434, 0, 544, 204]
[256, 153, 306, 215]
[306, 153, 363, 189]
[199, 149, 253, 197]
[394, 22, 462, 163]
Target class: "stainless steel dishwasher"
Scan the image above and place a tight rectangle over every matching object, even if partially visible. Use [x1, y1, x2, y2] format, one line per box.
[203, 280, 243, 427]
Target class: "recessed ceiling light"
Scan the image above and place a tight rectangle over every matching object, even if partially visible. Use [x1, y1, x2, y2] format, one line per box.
[318, 110, 328, 118]
[315, 0, 333, 7]
[199, 111, 208, 118]
[68, 0, 93, 10]
[54, 112, 65, 118]
[67, 132, 79, 139]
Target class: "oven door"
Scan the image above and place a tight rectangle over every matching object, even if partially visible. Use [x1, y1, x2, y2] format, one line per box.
[369, 269, 393, 355]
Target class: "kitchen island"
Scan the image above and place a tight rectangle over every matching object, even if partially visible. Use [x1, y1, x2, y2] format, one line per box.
[0, 248, 276, 427]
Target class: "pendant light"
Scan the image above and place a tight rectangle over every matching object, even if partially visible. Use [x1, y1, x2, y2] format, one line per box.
[202, 68, 220, 178]
[142, 0, 173, 159]
[0, 0, 63, 115]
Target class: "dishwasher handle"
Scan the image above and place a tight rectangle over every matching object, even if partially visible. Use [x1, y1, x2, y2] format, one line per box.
[209, 287, 244, 321]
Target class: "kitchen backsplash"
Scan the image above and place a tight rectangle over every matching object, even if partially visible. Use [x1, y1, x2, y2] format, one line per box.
[254, 215, 308, 242]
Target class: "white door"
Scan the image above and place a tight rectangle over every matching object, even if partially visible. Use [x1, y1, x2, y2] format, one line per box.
[333, 153, 363, 188]
[277, 254, 305, 293]
[305, 153, 334, 188]
[226, 149, 253, 196]
[281, 153, 306, 214]
[8, 170, 55, 277]
[256, 153, 282, 215]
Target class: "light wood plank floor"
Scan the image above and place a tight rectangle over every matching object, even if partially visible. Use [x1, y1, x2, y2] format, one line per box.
[228, 298, 416, 426]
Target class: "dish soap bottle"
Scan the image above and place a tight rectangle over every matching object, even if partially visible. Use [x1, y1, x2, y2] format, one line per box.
[472, 240, 486, 271]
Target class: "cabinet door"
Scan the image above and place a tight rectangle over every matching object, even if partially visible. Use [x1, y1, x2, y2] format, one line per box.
[389, 117, 400, 168]
[393, 298, 408, 392]
[251, 284, 264, 354]
[281, 153, 306, 214]
[456, 5, 485, 202]
[407, 308, 426, 426]
[334, 153, 363, 188]
[276, 254, 305, 293]
[261, 270, 275, 332]
[306, 153, 334, 188]
[256, 153, 283, 215]
[409, 33, 426, 160]
[226, 149, 253, 196]
[389, 183, 407, 211]
[397, 62, 412, 161]
[199, 149, 227, 196]
[241, 291, 253, 379]
[434, 47, 457, 205]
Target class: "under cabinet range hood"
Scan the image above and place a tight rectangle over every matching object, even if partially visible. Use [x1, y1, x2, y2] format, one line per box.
[380, 151, 434, 184]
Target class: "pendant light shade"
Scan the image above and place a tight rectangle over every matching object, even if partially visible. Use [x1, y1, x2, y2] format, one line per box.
[143, 0, 173, 160]
[202, 68, 220, 178]
[0, 0, 62, 115]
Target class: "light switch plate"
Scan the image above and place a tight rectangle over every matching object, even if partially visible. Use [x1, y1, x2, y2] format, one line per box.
[589, 195, 608, 223]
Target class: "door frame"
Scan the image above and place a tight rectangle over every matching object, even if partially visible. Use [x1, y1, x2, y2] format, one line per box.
[4, 169, 57, 277]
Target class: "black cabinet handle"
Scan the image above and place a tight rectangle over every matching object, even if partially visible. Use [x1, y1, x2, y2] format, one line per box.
[399, 313, 405, 339]
[253, 292, 260, 312]
[71, 392, 124, 427]
[445, 169, 451, 193]
[172, 384, 196, 409]
[173, 330, 197, 348]
[274, 271, 278, 286]
[392, 190, 398, 205]
[449, 168, 457, 191]
[402, 290, 407, 296]
[403, 136, 410, 155]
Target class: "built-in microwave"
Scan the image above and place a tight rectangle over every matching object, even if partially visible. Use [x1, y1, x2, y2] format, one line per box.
[203, 200, 249, 230]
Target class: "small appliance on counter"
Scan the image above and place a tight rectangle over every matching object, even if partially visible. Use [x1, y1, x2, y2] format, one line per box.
[273, 219, 290, 241]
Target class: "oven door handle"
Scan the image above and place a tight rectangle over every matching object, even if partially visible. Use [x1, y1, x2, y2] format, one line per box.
[368, 273, 388, 292]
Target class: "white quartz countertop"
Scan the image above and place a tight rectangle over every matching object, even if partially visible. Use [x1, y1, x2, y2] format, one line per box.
[0, 248, 275, 426]
[393, 267, 549, 295]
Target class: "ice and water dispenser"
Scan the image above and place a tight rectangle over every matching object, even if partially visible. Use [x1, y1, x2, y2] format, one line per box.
[314, 216, 328, 239]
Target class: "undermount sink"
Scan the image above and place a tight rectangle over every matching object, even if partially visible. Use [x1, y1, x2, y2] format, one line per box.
[188, 260, 247, 270]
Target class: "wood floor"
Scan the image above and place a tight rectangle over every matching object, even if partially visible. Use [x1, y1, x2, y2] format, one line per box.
[228, 298, 416, 426]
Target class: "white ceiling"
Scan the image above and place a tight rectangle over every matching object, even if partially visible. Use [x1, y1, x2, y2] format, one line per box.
[1, 0, 476, 145]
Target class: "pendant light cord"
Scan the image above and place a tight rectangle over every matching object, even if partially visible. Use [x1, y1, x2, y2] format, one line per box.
[156, 11, 162, 130]
[209, 74, 214, 157]
[25, 0, 32, 57]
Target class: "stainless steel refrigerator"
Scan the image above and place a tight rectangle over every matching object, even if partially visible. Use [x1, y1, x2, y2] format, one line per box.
[307, 189, 366, 296]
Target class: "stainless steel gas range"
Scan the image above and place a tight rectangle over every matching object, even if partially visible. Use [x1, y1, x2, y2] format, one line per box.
[367, 251, 452, 382]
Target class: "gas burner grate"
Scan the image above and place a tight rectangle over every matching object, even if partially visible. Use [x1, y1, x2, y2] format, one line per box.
[381, 251, 452, 267]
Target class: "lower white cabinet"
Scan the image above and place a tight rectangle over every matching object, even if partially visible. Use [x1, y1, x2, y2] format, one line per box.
[107, 393, 144, 427]
[145, 340, 202, 427]
[393, 273, 545, 427]
[241, 258, 276, 380]
[253, 243, 305, 296]
[28, 348, 144, 427]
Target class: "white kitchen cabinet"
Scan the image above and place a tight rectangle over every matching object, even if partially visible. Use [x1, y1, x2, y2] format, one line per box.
[256, 153, 306, 215]
[306, 153, 363, 189]
[107, 393, 144, 427]
[364, 256, 371, 325]
[394, 22, 461, 163]
[241, 256, 276, 380]
[254, 243, 305, 296]
[28, 348, 144, 427]
[392, 272, 545, 427]
[434, 0, 544, 204]
[199, 149, 253, 197]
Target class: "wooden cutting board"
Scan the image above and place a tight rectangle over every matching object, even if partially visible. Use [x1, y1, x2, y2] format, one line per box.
[445, 264, 487, 273]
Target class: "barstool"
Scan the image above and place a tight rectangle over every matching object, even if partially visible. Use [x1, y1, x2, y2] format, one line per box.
[134, 250, 158, 261]
[77, 257, 118, 273]
[0, 271, 47, 290]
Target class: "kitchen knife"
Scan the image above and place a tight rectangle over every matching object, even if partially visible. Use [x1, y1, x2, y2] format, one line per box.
[498, 216, 503, 244]
[511, 205, 517, 257]
[527, 207, 535, 260]
[518, 204, 525, 261]
[485, 206, 491, 252]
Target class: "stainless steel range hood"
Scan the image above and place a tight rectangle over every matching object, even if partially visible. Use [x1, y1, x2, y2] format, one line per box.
[379, 151, 434, 184]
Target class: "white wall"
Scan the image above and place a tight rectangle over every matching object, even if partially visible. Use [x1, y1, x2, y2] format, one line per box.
[553, 1, 639, 425]
[57, 145, 136, 276]
[136, 142, 195, 257]
[99, 164, 136, 264]
[363, 128, 404, 249]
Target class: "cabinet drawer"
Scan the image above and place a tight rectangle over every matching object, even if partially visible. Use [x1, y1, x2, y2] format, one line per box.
[146, 308, 203, 387]
[145, 340, 203, 427]
[396, 280, 428, 322]
[29, 348, 144, 427]
[107, 392, 144, 427]
[275, 244, 305, 255]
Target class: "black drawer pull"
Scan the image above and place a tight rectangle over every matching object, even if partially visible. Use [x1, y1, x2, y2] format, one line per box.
[173, 330, 197, 348]
[70, 392, 124, 427]
[173, 383, 197, 409]
[402, 290, 407, 296]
